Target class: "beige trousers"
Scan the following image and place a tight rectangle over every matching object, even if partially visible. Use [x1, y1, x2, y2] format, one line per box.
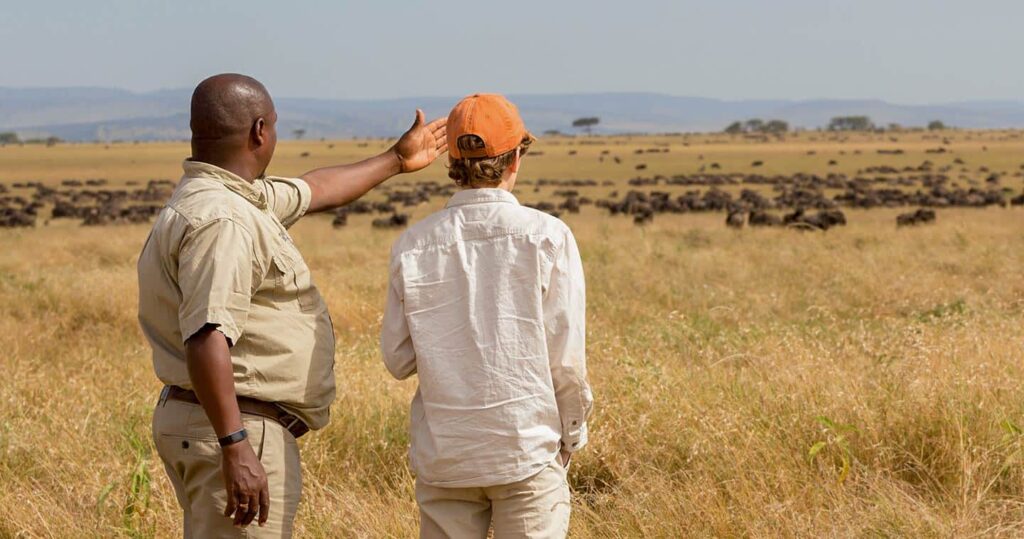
[152, 398, 303, 538]
[415, 459, 571, 539]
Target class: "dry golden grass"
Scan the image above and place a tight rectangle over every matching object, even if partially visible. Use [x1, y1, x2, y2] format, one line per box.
[1, 132, 1023, 537]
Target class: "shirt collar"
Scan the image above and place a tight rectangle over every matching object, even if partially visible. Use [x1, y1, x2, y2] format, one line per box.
[182, 159, 267, 209]
[445, 188, 520, 209]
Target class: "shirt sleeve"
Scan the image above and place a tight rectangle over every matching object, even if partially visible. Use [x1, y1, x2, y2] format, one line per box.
[544, 228, 593, 453]
[380, 256, 417, 380]
[262, 177, 312, 229]
[177, 218, 259, 345]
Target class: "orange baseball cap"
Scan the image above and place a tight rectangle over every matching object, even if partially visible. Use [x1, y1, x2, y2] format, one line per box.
[447, 93, 535, 159]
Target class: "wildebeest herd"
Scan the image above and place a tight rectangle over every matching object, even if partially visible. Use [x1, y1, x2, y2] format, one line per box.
[0, 179, 171, 228]
[1, 157, 1023, 231]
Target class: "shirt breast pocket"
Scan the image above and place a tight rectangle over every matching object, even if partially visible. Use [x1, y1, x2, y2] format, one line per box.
[271, 244, 321, 313]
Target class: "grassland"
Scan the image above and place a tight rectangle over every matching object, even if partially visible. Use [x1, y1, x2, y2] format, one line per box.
[1, 131, 1023, 537]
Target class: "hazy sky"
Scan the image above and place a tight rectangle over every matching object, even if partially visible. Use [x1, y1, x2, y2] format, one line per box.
[1, 0, 1021, 103]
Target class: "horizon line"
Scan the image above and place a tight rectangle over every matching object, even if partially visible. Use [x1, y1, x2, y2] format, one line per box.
[2, 85, 1022, 108]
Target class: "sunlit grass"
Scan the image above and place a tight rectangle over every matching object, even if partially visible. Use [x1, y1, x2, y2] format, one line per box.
[1, 134, 1023, 537]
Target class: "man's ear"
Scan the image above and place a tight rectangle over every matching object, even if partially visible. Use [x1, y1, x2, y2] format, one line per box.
[252, 117, 266, 147]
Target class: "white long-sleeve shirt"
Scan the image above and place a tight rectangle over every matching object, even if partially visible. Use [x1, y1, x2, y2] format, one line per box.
[381, 188, 593, 488]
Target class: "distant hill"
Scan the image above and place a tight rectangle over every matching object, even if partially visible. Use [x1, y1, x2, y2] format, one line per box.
[3, 87, 1024, 141]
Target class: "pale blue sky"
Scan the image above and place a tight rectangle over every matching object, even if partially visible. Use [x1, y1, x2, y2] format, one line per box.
[1, 0, 1020, 103]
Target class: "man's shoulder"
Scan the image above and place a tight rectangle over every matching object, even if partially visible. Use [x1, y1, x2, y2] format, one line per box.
[167, 178, 258, 230]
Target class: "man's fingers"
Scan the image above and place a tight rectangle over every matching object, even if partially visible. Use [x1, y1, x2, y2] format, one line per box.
[426, 117, 447, 133]
[232, 497, 247, 526]
[232, 491, 250, 526]
[241, 493, 260, 527]
[223, 487, 237, 517]
[234, 494, 253, 527]
[258, 487, 270, 526]
[437, 142, 448, 155]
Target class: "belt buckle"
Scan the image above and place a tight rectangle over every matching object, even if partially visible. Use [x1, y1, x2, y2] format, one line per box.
[158, 385, 170, 407]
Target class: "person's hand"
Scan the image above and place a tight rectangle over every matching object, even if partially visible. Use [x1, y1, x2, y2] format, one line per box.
[221, 441, 270, 528]
[391, 109, 447, 173]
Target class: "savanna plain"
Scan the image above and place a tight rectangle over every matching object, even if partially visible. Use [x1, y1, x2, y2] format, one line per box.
[1, 130, 1023, 538]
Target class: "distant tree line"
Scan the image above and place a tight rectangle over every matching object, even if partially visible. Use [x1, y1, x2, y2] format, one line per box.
[723, 118, 789, 135]
[720, 116, 954, 135]
[0, 132, 63, 146]
[827, 116, 951, 132]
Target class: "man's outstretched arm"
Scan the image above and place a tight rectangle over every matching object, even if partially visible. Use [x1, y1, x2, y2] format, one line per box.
[301, 109, 447, 213]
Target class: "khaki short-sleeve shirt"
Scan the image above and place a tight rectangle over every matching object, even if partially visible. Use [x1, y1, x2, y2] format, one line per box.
[138, 160, 336, 429]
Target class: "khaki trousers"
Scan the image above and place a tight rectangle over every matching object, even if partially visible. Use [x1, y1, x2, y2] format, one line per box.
[415, 459, 571, 539]
[152, 399, 303, 538]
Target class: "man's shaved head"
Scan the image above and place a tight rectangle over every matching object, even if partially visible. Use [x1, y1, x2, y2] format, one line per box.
[191, 73, 274, 140]
[189, 73, 278, 179]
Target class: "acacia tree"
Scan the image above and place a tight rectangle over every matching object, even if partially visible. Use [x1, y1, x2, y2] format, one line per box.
[293, 128, 306, 140]
[764, 120, 789, 134]
[744, 119, 765, 133]
[0, 132, 19, 144]
[827, 116, 874, 132]
[572, 117, 600, 135]
[927, 120, 946, 131]
[723, 119, 789, 135]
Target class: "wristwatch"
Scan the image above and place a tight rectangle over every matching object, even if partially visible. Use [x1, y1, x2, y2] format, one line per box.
[218, 428, 248, 447]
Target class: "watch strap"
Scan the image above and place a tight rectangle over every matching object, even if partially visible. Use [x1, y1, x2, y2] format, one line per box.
[218, 428, 248, 447]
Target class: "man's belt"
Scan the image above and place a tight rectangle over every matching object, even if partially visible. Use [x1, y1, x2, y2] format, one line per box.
[162, 385, 310, 439]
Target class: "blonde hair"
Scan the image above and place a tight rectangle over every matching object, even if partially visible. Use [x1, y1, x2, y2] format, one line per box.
[447, 138, 532, 188]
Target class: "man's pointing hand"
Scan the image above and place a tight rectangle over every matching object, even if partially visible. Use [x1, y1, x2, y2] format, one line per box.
[392, 109, 448, 173]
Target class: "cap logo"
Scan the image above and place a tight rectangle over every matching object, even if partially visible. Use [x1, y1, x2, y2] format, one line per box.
[457, 134, 486, 153]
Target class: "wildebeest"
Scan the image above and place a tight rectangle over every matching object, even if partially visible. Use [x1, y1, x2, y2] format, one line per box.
[372, 213, 409, 228]
[633, 208, 654, 226]
[0, 207, 35, 228]
[725, 210, 745, 228]
[331, 210, 348, 227]
[783, 208, 847, 231]
[748, 210, 783, 227]
[896, 208, 937, 227]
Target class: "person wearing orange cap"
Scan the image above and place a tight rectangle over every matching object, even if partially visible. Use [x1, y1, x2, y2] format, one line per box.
[381, 94, 593, 538]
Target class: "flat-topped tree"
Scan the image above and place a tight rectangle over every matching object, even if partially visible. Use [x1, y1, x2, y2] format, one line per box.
[827, 116, 874, 132]
[572, 117, 600, 135]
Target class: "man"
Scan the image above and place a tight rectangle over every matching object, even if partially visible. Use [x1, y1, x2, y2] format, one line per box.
[381, 94, 593, 538]
[138, 73, 447, 537]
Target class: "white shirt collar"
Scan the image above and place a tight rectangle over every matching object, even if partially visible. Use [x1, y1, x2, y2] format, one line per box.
[445, 188, 520, 209]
